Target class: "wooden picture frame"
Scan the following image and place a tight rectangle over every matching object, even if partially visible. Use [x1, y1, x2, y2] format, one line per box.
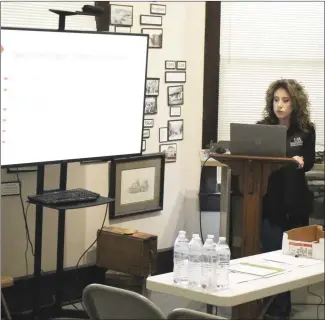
[109, 153, 165, 219]
[176, 61, 187, 70]
[144, 118, 154, 128]
[144, 96, 158, 115]
[146, 78, 160, 96]
[143, 129, 150, 139]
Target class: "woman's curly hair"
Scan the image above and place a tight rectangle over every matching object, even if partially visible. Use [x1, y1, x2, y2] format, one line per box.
[260, 79, 314, 132]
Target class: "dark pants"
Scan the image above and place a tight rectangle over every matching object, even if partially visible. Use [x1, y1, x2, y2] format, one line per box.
[261, 216, 309, 317]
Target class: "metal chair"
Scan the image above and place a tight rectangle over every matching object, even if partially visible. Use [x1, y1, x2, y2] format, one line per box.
[82, 283, 166, 319]
[167, 308, 226, 319]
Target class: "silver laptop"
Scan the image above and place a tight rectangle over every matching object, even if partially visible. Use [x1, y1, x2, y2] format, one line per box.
[230, 123, 287, 157]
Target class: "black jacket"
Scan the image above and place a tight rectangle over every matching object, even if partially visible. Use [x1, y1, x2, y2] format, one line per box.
[262, 124, 316, 227]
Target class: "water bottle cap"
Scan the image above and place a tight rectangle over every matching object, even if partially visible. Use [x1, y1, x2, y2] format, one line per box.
[179, 230, 186, 235]
[219, 237, 226, 241]
[207, 235, 214, 239]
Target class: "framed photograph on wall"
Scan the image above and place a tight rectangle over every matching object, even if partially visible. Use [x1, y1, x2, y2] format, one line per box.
[167, 85, 184, 106]
[143, 129, 150, 139]
[159, 127, 168, 143]
[146, 78, 160, 96]
[165, 71, 186, 83]
[176, 61, 186, 70]
[150, 4, 166, 15]
[144, 96, 157, 115]
[159, 143, 177, 163]
[165, 60, 176, 69]
[170, 106, 181, 117]
[144, 118, 154, 128]
[115, 26, 131, 33]
[141, 28, 163, 48]
[110, 4, 133, 26]
[168, 119, 184, 141]
[140, 15, 162, 26]
[109, 153, 165, 219]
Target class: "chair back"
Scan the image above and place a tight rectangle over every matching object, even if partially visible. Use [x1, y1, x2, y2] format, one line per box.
[167, 308, 226, 320]
[83, 284, 166, 320]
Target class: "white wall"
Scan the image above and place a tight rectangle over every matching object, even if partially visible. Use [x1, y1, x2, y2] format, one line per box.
[1, 2, 206, 277]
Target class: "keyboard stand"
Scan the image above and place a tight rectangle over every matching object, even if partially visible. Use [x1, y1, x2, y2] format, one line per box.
[30, 163, 114, 319]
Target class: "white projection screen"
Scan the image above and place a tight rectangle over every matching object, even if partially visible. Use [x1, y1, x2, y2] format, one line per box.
[1, 28, 149, 167]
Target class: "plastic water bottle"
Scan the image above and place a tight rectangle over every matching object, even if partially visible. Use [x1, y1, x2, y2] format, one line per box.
[189, 233, 200, 247]
[215, 236, 231, 290]
[188, 235, 202, 288]
[173, 231, 189, 285]
[201, 237, 218, 291]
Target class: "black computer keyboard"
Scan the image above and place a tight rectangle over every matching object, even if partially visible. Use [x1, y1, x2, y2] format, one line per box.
[28, 188, 100, 205]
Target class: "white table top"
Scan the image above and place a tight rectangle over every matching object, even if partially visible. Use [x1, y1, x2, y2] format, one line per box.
[146, 251, 324, 307]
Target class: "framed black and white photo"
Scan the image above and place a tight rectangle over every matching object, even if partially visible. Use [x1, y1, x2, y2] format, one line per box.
[144, 118, 154, 128]
[109, 153, 165, 219]
[146, 78, 160, 96]
[170, 106, 181, 117]
[176, 61, 186, 70]
[110, 4, 133, 26]
[159, 127, 168, 143]
[165, 71, 186, 83]
[142, 140, 146, 151]
[141, 28, 163, 48]
[167, 85, 184, 106]
[168, 119, 184, 141]
[144, 96, 157, 115]
[115, 26, 131, 33]
[140, 15, 162, 26]
[143, 129, 150, 139]
[165, 60, 176, 69]
[150, 3, 166, 15]
[159, 143, 177, 163]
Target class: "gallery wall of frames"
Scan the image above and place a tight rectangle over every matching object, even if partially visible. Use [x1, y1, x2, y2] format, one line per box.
[109, 2, 186, 165]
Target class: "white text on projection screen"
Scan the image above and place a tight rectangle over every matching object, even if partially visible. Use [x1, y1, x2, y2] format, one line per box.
[1, 28, 148, 167]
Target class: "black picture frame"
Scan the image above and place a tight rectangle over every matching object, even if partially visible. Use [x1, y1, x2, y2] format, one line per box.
[159, 143, 177, 163]
[140, 14, 162, 26]
[165, 60, 176, 69]
[176, 61, 186, 70]
[141, 28, 163, 49]
[146, 78, 160, 96]
[169, 106, 181, 117]
[167, 85, 184, 106]
[144, 96, 158, 115]
[109, 153, 165, 219]
[109, 4, 133, 26]
[143, 129, 150, 139]
[144, 118, 154, 128]
[167, 119, 184, 142]
[165, 71, 186, 83]
[150, 4, 166, 15]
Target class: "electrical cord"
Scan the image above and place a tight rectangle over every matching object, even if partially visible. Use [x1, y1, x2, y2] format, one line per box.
[73, 203, 109, 311]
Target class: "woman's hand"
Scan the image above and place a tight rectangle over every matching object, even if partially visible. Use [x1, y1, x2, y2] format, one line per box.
[292, 155, 304, 169]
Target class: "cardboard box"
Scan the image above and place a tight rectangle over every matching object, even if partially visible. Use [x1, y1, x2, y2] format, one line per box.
[282, 225, 324, 260]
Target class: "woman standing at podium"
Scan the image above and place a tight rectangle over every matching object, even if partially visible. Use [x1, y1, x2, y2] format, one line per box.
[258, 79, 316, 320]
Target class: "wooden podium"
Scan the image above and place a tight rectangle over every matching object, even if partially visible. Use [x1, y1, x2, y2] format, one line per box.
[210, 153, 295, 318]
